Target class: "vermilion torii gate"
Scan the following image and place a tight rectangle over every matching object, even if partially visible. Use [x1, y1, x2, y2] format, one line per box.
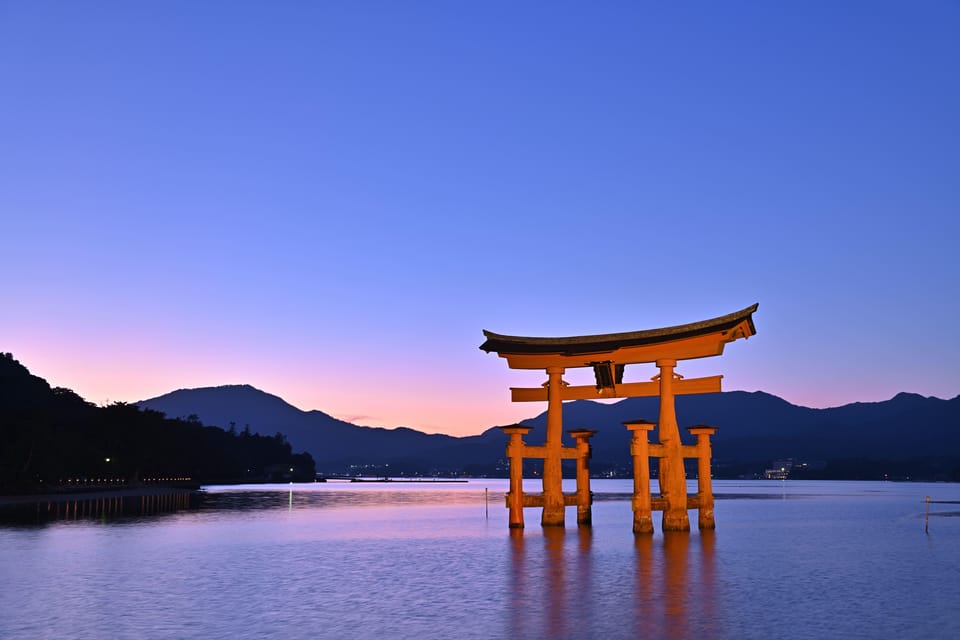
[480, 304, 757, 533]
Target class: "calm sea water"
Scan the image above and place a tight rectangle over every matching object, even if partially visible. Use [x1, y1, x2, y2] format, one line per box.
[1, 480, 958, 640]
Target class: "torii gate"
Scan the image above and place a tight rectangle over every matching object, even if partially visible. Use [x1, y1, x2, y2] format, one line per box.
[480, 304, 757, 533]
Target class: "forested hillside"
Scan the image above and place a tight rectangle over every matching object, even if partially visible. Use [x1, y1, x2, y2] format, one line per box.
[0, 353, 315, 493]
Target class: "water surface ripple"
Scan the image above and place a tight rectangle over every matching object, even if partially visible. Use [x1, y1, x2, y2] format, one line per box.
[1, 480, 957, 639]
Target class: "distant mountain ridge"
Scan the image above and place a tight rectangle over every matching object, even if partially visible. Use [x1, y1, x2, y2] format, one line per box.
[533, 390, 960, 469]
[137, 385, 960, 479]
[137, 385, 463, 471]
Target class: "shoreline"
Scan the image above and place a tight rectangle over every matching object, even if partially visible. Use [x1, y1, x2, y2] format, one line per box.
[0, 485, 198, 507]
[0, 478, 472, 506]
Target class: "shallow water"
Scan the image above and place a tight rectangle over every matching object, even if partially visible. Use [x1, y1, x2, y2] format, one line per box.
[1, 480, 958, 639]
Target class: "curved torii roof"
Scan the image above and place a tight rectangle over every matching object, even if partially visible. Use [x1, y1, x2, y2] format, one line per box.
[480, 304, 758, 369]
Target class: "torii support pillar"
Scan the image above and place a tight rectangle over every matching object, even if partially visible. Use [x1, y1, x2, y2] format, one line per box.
[688, 425, 718, 530]
[569, 429, 597, 526]
[624, 420, 656, 534]
[541, 366, 566, 527]
[501, 425, 532, 528]
[657, 359, 690, 532]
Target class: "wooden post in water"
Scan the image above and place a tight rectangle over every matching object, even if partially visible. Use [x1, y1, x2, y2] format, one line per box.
[656, 359, 690, 532]
[569, 429, 597, 526]
[624, 420, 656, 534]
[542, 367, 567, 527]
[925, 496, 930, 534]
[688, 425, 719, 530]
[500, 425, 532, 528]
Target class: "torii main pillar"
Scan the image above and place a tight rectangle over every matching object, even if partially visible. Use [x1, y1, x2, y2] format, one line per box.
[481, 304, 757, 531]
[656, 358, 688, 531]
[542, 366, 566, 526]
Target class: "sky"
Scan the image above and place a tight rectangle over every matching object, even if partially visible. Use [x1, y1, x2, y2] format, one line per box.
[2, 1, 958, 436]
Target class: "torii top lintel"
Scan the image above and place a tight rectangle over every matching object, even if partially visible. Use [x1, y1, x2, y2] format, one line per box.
[480, 303, 758, 370]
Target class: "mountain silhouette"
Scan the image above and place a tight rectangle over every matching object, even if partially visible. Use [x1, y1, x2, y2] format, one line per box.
[522, 390, 960, 468]
[138, 385, 960, 478]
[136, 385, 465, 472]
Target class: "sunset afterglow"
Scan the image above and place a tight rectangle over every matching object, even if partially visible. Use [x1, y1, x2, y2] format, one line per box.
[2, 3, 957, 436]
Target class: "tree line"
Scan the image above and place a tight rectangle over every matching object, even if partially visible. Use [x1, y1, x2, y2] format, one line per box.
[0, 353, 315, 493]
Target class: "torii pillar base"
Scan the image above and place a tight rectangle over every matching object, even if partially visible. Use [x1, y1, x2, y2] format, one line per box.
[662, 512, 691, 532]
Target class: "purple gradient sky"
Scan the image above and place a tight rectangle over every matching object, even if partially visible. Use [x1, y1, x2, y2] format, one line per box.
[2, 2, 958, 436]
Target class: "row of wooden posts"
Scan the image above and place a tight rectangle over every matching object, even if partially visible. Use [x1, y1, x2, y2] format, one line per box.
[501, 420, 718, 533]
[30, 491, 193, 522]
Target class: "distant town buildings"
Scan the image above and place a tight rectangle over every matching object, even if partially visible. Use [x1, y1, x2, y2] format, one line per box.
[764, 458, 826, 479]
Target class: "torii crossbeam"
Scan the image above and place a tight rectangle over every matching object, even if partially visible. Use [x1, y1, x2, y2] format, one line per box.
[480, 304, 758, 533]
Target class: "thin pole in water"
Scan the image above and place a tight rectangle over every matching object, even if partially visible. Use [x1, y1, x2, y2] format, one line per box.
[485, 488, 489, 519]
[925, 496, 930, 534]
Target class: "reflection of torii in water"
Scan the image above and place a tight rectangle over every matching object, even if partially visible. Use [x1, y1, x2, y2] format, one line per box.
[480, 304, 758, 533]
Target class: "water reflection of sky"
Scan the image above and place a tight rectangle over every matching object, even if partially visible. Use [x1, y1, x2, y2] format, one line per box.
[1, 480, 958, 639]
[194, 478, 951, 515]
[2, 479, 954, 529]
